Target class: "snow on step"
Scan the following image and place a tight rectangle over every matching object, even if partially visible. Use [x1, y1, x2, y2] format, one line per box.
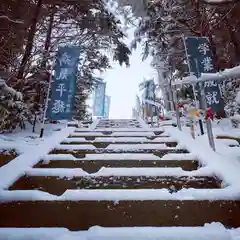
[105, 144, 171, 150]
[62, 137, 176, 143]
[162, 153, 198, 161]
[90, 128, 164, 132]
[111, 131, 161, 136]
[1, 187, 239, 201]
[43, 153, 162, 161]
[69, 224, 235, 240]
[25, 166, 213, 177]
[56, 144, 96, 150]
[55, 143, 177, 151]
[70, 132, 157, 137]
[42, 153, 197, 161]
[0, 223, 237, 240]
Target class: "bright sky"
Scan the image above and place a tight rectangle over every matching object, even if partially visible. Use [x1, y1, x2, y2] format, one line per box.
[101, 39, 157, 119]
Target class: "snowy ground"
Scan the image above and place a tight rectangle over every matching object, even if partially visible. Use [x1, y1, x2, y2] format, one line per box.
[180, 118, 240, 160]
[0, 122, 69, 154]
[153, 116, 240, 160]
[0, 119, 240, 239]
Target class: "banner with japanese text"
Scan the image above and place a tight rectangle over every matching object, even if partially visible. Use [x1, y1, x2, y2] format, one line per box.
[136, 95, 141, 117]
[143, 79, 158, 116]
[92, 82, 106, 116]
[47, 46, 80, 120]
[185, 36, 224, 113]
[103, 95, 111, 119]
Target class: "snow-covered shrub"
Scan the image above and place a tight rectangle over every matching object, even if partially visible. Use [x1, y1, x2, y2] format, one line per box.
[221, 79, 240, 128]
[0, 78, 30, 132]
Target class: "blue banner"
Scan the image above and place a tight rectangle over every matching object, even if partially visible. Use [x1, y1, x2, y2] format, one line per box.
[47, 46, 80, 120]
[103, 95, 111, 119]
[144, 80, 158, 116]
[185, 37, 224, 113]
[92, 82, 106, 116]
[136, 95, 141, 116]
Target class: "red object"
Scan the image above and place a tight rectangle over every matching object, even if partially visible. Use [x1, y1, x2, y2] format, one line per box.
[205, 108, 214, 120]
[159, 115, 164, 120]
[177, 103, 184, 109]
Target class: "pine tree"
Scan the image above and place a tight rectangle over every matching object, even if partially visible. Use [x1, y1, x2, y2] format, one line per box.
[0, 0, 132, 131]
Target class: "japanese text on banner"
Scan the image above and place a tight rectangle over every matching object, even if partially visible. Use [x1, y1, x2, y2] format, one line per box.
[47, 46, 80, 120]
[185, 37, 224, 113]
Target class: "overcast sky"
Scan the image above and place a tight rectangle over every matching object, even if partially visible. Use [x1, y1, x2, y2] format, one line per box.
[101, 30, 157, 119]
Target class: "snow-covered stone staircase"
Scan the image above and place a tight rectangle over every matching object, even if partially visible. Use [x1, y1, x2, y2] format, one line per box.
[0, 119, 240, 239]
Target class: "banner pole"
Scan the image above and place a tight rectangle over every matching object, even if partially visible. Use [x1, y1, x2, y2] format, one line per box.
[194, 58, 205, 135]
[40, 68, 53, 138]
[200, 82, 216, 151]
[182, 35, 198, 102]
[172, 85, 181, 131]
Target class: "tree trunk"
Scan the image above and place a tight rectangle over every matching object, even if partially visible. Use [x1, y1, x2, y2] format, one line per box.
[225, 18, 240, 63]
[17, 0, 43, 81]
[208, 34, 220, 70]
[32, 8, 54, 132]
[40, 7, 55, 69]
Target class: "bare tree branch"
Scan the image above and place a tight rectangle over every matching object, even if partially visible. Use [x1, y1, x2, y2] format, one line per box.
[0, 15, 23, 24]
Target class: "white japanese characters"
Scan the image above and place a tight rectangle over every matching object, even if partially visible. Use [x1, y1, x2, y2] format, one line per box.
[56, 68, 73, 81]
[201, 56, 214, 72]
[204, 81, 217, 88]
[198, 43, 210, 55]
[56, 83, 67, 97]
[197, 41, 214, 72]
[52, 100, 65, 113]
[206, 91, 219, 105]
[59, 52, 74, 67]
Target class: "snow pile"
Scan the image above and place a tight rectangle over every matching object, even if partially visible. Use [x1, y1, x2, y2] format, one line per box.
[164, 126, 240, 188]
[181, 119, 240, 159]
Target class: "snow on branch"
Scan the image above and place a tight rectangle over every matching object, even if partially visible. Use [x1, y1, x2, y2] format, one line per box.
[0, 79, 23, 100]
[0, 15, 24, 24]
[173, 65, 240, 86]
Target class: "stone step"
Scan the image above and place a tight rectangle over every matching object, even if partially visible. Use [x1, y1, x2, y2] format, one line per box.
[9, 176, 221, 196]
[49, 149, 189, 158]
[0, 150, 18, 168]
[34, 160, 199, 172]
[0, 200, 239, 230]
[216, 136, 240, 144]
